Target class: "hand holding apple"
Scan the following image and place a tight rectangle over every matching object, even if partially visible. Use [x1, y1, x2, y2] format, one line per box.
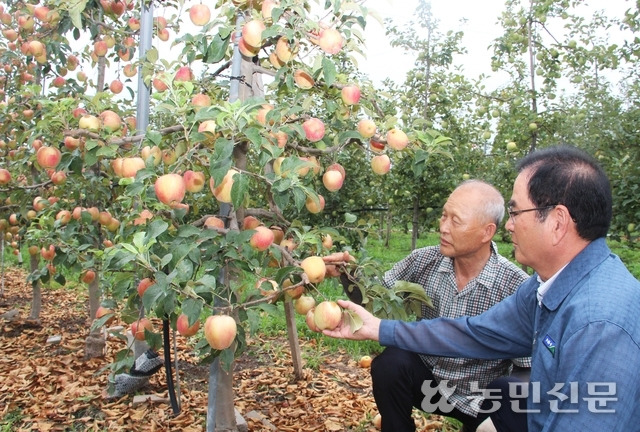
[321, 300, 381, 341]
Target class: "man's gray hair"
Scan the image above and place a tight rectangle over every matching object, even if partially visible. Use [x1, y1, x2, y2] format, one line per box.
[456, 179, 505, 226]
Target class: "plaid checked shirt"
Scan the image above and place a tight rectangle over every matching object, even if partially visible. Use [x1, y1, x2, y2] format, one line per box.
[382, 243, 531, 416]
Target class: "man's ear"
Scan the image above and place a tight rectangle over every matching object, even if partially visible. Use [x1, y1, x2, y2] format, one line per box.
[483, 222, 498, 242]
[550, 205, 572, 245]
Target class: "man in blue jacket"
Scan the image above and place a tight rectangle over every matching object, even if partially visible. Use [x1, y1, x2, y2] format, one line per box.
[325, 146, 640, 431]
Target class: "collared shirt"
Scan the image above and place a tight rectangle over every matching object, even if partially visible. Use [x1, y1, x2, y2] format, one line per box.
[536, 264, 567, 306]
[379, 238, 640, 431]
[382, 243, 530, 416]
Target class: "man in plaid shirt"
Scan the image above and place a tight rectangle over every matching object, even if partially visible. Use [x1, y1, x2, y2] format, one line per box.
[341, 180, 530, 431]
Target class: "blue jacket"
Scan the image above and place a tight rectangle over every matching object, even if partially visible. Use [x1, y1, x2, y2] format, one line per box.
[379, 238, 640, 431]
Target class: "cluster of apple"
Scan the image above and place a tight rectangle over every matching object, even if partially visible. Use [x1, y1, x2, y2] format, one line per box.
[0, 216, 22, 256]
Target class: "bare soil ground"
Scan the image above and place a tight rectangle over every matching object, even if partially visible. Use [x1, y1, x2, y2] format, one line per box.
[0, 267, 454, 431]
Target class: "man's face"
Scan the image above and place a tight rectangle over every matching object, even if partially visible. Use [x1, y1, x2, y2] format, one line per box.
[439, 186, 491, 259]
[506, 169, 549, 269]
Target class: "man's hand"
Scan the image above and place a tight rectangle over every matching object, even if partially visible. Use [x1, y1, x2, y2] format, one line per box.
[322, 300, 381, 341]
[322, 251, 356, 277]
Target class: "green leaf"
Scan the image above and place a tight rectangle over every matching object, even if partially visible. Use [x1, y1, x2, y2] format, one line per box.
[344, 212, 357, 223]
[344, 309, 364, 333]
[206, 33, 230, 63]
[393, 281, 433, 308]
[146, 130, 163, 145]
[322, 57, 337, 87]
[146, 47, 159, 63]
[231, 173, 249, 208]
[142, 282, 165, 311]
[181, 298, 203, 325]
[68, 0, 88, 29]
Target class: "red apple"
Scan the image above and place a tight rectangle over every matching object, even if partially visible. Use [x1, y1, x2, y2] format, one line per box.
[134, 209, 154, 226]
[341, 84, 361, 105]
[120, 157, 145, 178]
[176, 313, 200, 337]
[191, 93, 211, 109]
[96, 306, 115, 325]
[0, 168, 11, 185]
[313, 301, 342, 330]
[302, 117, 325, 142]
[294, 295, 316, 315]
[131, 318, 153, 341]
[137, 277, 155, 297]
[204, 216, 225, 229]
[305, 194, 325, 214]
[322, 169, 344, 192]
[325, 162, 345, 179]
[318, 28, 343, 54]
[275, 37, 297, 63]
[157, 28, 170, 41]
[82, 269, 96, 284]
[250, 226, 275, 251]
[242, 215, 262, 230]
[51, 171, 67, 185]
[93, 40, 108, 57]
[209, 169, 238, 203]
[128, 17, 140, 30]
[189, 4, 210, 26]
[204, 315, 237, 350]
[155, 173, 186, 206]
[109, 79, 123, 94]
[293, 69, 315, 89]
[174, 66, 194, 82]
[386, 128, 409, 151]
[241, 19, 265, 48]
[40, 245, 56, 261]
[358, 119, 377, 138]
[300, 256, 326, 284]
[306, 308, 320, 332]
[183, 170, 206, 193]
[36, 146, 62, 169]
[371, 154, 391, 175]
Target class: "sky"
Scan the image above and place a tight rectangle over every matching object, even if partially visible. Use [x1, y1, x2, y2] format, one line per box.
[357, 0, 508, 84]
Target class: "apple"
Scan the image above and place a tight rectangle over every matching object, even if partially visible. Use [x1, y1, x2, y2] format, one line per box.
[326, 162, 346, 179]
[242, 215, 262, 230]
[358, 119, 377, 138]
[275, 37, 297, 63]
[96, 306, 115, 325]
[137, 277, 155, 297]
[294, 295, 316, 315]
[131, 318, 153, 341]
[280, 237, 298, 252]
[157, 28, 170, 41]
[51, 171, 67, 185]
[93, 40, 108, 57]
[269, 51, 285, 69]
[79, 114, 101, 131]
[386, 128, 409, 151]
[189, 4, 211, 26]
[293, 69, 315, 89]
[269, 130, 288, 148]
[209, 169, 238, 203]
[256, 104, 274, 126]
[462, 173, 470, 180]
[0, 168, 11, 185]
[41, 245, 56, 261]
[506, 141, 518, 151]
[306, 309, 320, 332]
[628, 223, 636, 232]
[529, 122, 538, 131]
[341, 85, 361, 105]
[36, 146, 62, 169]
[322, 169, 344, 192]
[358, 355, 372, 368]
[371, 154, 391, 175]
[154, 16, 167, 30]
[241, 19, 266, 48]
[120, 157, 145, 178]
[128, 17, 140, 30]
[141, 145, 162, 165]
[183, 170, 206, 193]
[270, 226, 284, 245]
[204, 216, 225, 229]
[82, 269, 96, 284]
[302, 117, 325, 142]
[176, 313, 200, 337]
[204, 315, 237, 350]
[33, 196, 48, 211]
[250, 226, 275, 251]
[152, 75, 168, 92]
[133, 209, 154, 226]
[305, 194, 325, 214]
[261, 0, 278, 19]
[300, 256, 326, 284]
[238, 37, 260, 57]
[313, 301, 342, 330]
[64, 136, 81, 150]
[174, 66, 194, 82]
[109, 79, 123, 94]
[318, 28, 343, 54]
[198, 120, 217, 138]
[191, 93, 211, 109]
[372, 413, 382, 429]
[155, 173, 186, 206]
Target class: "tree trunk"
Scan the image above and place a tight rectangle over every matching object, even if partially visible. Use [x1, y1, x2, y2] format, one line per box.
[284, 299, 304, 380]
[0, 238, 5, 297]
[384, 210, 392, 248]
[84, 275, 106, 359]
[28, 254, 42, 321]
[411, 197, 420, 250]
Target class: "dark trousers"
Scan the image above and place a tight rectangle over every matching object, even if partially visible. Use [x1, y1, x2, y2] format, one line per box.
[371, 347, 490, 432]
[482, 376, 528, 432]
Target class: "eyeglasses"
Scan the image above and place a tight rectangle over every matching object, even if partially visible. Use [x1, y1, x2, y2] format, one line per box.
[507, 205, 556, 221]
